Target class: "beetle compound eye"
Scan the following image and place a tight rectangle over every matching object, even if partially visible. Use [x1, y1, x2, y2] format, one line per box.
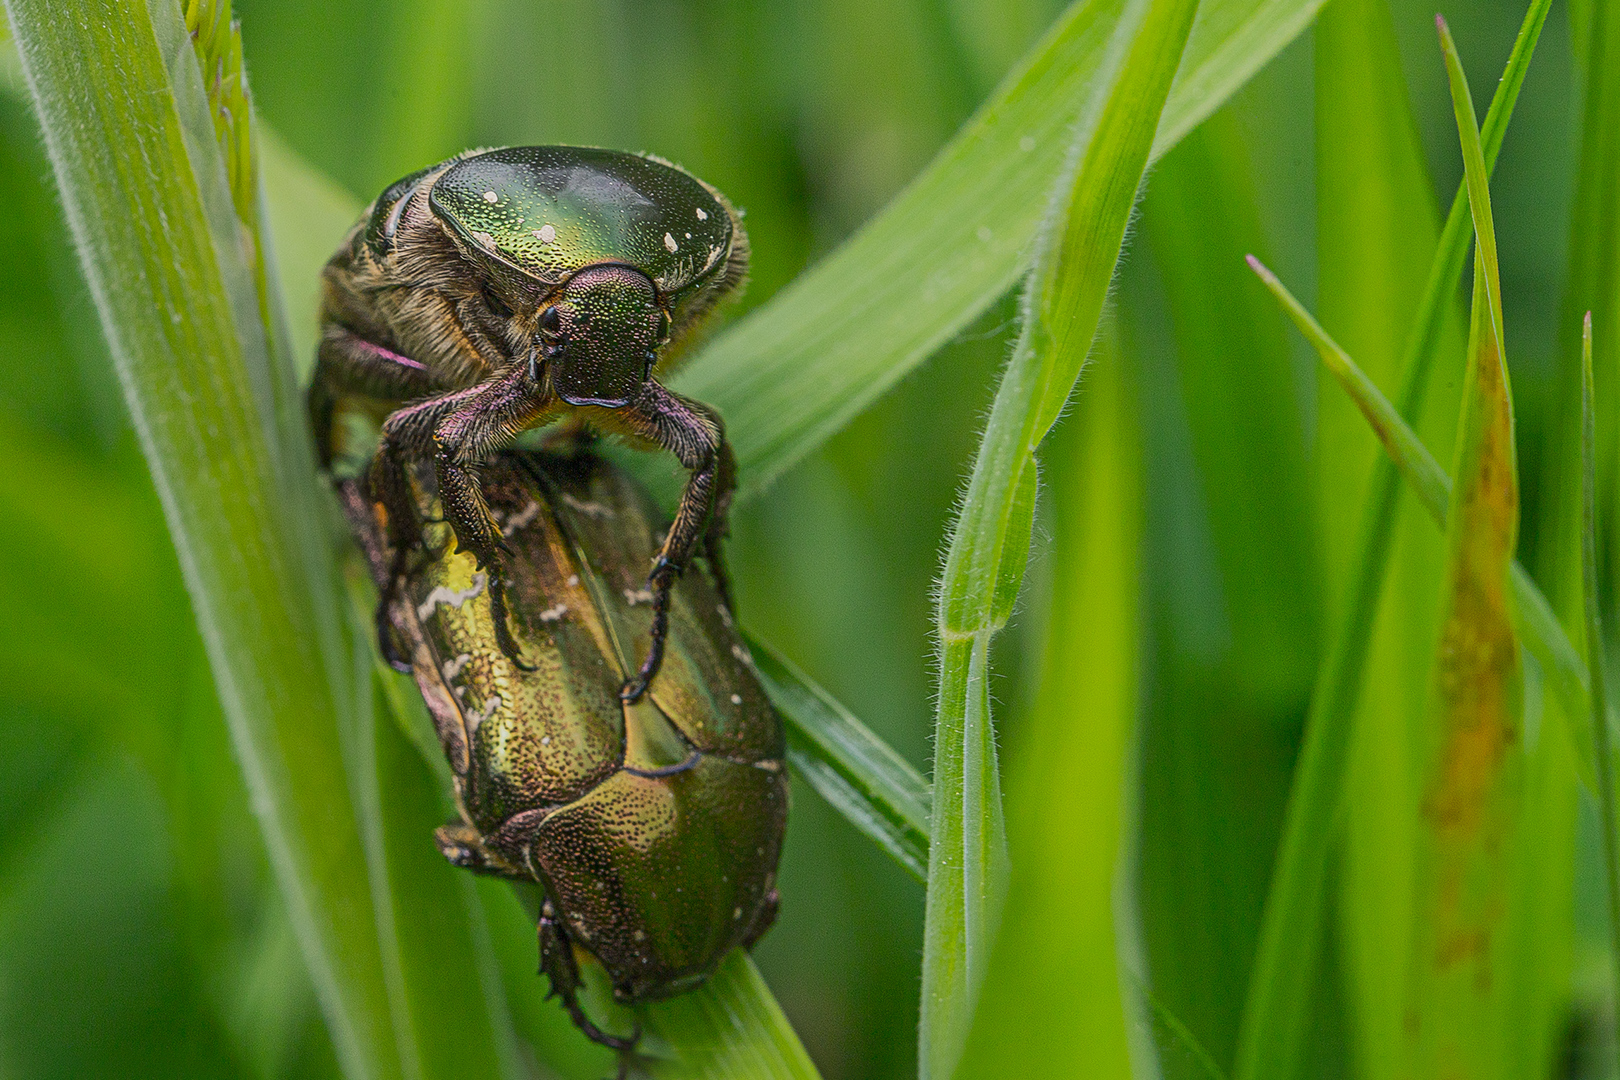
[541, 305, 561, 333]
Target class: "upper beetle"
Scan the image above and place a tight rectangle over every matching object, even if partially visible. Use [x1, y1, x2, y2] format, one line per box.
[311, 147, 748, 701]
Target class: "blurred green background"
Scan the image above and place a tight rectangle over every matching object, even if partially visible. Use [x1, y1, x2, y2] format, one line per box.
[0, 0, 1608, 1077]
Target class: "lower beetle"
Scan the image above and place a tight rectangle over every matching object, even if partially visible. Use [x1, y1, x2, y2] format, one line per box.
[338, 446, 786, 1062]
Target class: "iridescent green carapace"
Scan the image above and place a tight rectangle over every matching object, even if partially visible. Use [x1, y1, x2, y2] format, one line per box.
[339, 448, 785, 1058]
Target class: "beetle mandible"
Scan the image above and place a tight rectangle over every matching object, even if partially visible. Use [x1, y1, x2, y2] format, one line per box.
[311, 146, 748, 701]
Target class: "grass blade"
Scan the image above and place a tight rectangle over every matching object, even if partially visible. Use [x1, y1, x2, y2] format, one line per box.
[1233, 6, 1556, 1046]
[920, 0, 1197, 1074]
[671, 0, 1327, 501]
[1311, 4, 1460, 1075]
[1248, 259, 1595, 778]
[1401, 30, 1521, 1071]
[1580, 313, 1620, 1071]
[2, 2, 400, 1078]
[751, 637, 932, 882]
[953, 329, 1140, 1078]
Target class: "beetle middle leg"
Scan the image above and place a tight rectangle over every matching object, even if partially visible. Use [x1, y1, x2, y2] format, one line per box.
[612, 381, 735, 702]
[538, 898, 640, 1074]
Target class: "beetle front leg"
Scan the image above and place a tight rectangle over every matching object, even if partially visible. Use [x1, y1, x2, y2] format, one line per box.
[615, 382, 732, 702]
[429, 366, 560, 669]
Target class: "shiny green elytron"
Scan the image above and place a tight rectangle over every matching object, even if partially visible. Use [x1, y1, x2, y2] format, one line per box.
[339, 449, 786, 1052]
[313, 147, 749, 703]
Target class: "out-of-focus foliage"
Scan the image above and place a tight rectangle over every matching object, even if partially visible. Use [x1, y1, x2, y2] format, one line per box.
[0, 0, 1615, 1078]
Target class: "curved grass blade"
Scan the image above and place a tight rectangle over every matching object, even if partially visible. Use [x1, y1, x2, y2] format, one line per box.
[953, 330, 1140, 1079]
[921, 0, 1197, 1074]
[2, 2, 402, 1077]
[750, 635, 931, 881]
[671, 0, 1327, 502]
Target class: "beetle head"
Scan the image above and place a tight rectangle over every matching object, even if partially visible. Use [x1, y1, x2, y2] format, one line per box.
[537, 264, 669, 408]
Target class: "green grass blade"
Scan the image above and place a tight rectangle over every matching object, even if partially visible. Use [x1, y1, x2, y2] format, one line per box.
[953, 330, 1140, 1079]
[671, 0, 1327, 502]
[1402, 32, 1523, 1058]
[1310, 4, 1459, 1074]
[1580, 313, 1620, 1070]
[1248, 259, 1596, 780]
[1, 2, 400, 1078]
[750, 636, 931, 881]
[921, 0, 1197, 1074]
[639, 952, 822, 1080]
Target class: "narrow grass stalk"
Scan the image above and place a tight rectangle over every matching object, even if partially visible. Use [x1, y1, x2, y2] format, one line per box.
[1230, 7, 1553, 1072]
[920, 0, 1196, 1074]
[1580, 313, 1620, 1067]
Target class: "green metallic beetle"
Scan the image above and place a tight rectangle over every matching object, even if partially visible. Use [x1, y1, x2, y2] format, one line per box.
[338, 447, 786, 1057]
[312, 146, 749, 701]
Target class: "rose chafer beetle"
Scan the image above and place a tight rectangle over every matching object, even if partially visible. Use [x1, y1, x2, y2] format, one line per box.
[338, 446, 786, 1060]
[312, 146, 749, 701]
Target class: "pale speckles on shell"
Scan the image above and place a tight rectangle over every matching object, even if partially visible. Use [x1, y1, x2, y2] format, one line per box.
[716, 603, 734, 629]
[730, 693, 742, 706]
[442, 652, 474, 680]
[482, 190, 499, 203]
[532, 223, 556, 244]
[473, 230, 497, 250]
[540, 735, 551, 746]
[538, 603, 568, 623]
[664, 232, 678, 253]
[417, 571, 487, 620]
[560, 492, 613, 518]
[730, 642, 755, 667]
[567, 574, 580, 587]
[465, 692, 502, 731]
[732, 906, 742, 920]
[755, 759, 782, 773]
[695, 207, 708, 221]
[624, 587, 655, 606]
[633, 930, 646, 942]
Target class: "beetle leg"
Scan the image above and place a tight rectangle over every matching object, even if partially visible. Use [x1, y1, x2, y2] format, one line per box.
[427, 366, 564, 670]
[537, 899, 640, 1059]
[309, 323, 441, 469]
[613, 381, 731, 702]
[370, 384, 490, 670]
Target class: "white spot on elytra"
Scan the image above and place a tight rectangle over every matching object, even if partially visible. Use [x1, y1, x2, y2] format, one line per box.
[695, 207, 708, 221]
[730, 693, 742, 705]
[1019, 135, 1036, 152]
[625, 587, 655, 606]
[482, 190, 498, 203]
[716, 603, 733, 629]
[541, 735, 551, 746]
[417, 572, 486, 620]
[442, 653, 474, 680]
[560, 493, 613, 518]
[538, 603, 568, 623]
[465, 693, 502, 731]
[733, 907, 742, 920]
[533, 223, 556, 244]
[731, 642, 755, 667]
[567, 574, 580, 587]
[473, 230, 496, 250]
[633, 930, 646, 942]
[664, 232, 678, 252]
[501, 500, 541, 536]
[685, 232, 692, 239]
